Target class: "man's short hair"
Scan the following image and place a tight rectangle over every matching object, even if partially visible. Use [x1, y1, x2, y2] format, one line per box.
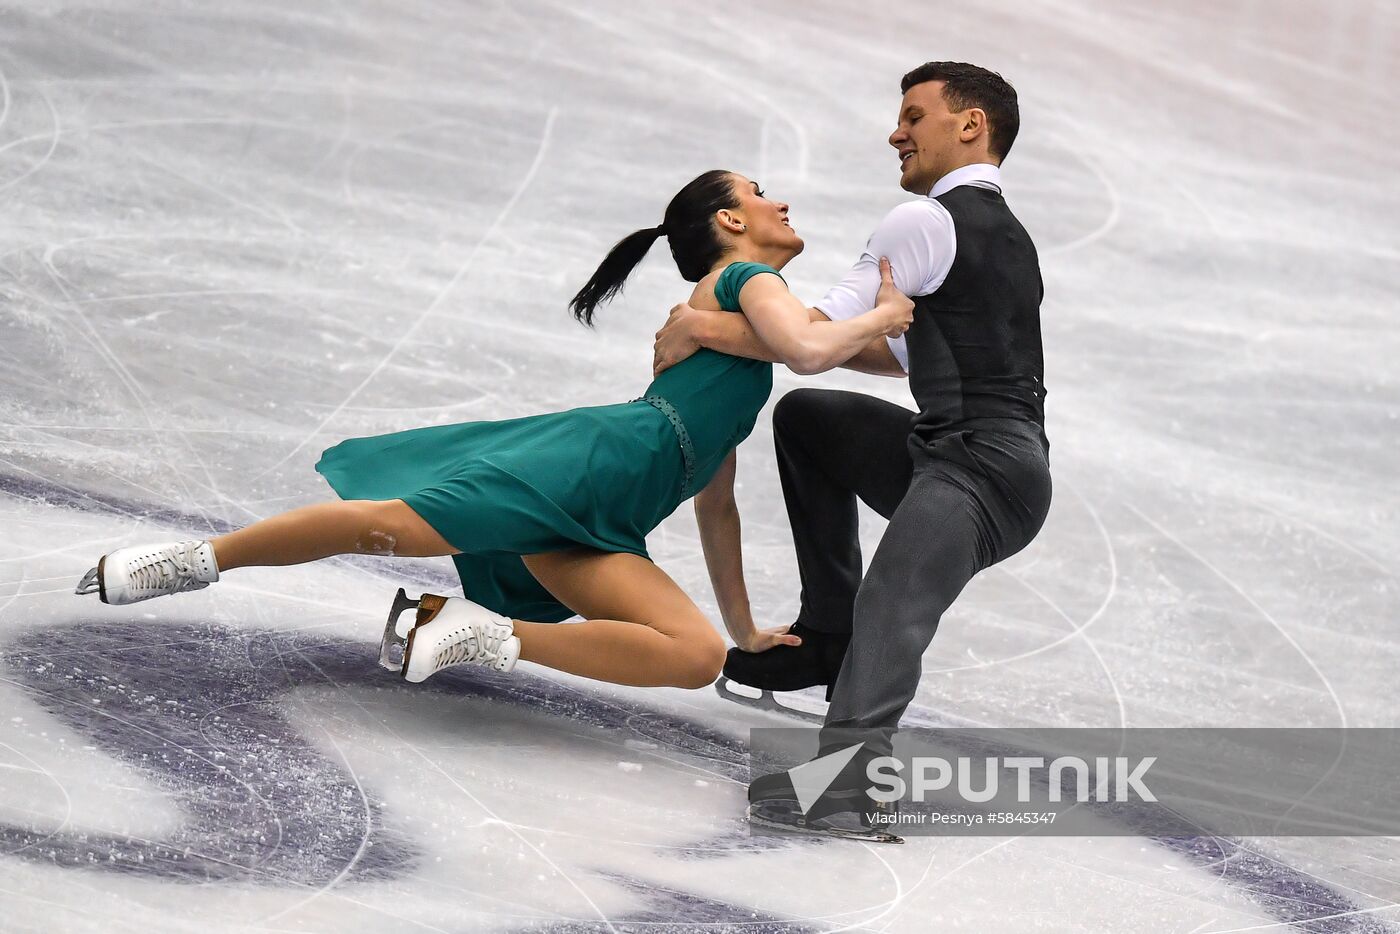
[901, 62, 1020, 161]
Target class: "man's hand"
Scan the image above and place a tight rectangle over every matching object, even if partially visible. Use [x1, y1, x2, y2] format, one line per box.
[874, 256, 914, 337]
[653, 301, 708, 376]
[731, 624, 803, 654]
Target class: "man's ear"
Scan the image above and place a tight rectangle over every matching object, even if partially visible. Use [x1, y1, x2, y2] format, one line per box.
[960, 108, 988, 143]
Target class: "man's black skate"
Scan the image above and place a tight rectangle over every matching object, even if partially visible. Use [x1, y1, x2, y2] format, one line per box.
[746, 767, 903, 844]
[717, 623, 850, 718]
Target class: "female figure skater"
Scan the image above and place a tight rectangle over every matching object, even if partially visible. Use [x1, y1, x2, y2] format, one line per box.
[76, 170, 912, 690]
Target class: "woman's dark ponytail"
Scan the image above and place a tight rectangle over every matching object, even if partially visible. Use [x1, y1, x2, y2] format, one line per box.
[568, 226, 666, 326]
[568, 169, 740, 326]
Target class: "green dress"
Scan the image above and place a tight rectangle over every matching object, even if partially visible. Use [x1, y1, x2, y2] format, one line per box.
[315, 261, 780, 622]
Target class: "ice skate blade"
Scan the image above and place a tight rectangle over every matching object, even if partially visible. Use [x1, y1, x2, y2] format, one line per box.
[75, 554, 109, 602]
[379, 588, 421, 671]
[747, 807, 904, 844]
[75, 566, 101, 597]
[714, 676, 826, 724]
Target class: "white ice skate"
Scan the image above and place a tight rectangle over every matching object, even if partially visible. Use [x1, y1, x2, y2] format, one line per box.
[380, 589, 520, 683]
[74, 541, 219, 605]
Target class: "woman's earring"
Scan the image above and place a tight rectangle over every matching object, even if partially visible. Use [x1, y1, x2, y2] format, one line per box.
[740, 224, 747, 231]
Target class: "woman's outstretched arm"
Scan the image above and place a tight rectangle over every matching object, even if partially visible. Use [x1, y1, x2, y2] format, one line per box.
[656, 259, 910, 376]
[652, 305, 906, 377]
[736, 257, 909, 375]
[692, 450, 800, 653]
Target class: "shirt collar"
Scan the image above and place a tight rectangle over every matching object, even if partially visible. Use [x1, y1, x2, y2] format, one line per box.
[928, 163, 1002, 198]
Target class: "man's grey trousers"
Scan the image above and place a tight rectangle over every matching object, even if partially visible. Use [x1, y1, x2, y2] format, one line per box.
[773, 388, 1053, 756]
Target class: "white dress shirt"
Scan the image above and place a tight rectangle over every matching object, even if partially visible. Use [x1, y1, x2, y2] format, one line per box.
[813, 163, 1003, 371]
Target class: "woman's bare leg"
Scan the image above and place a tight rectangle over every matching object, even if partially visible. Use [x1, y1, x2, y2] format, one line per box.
[515, 550, 726, 689]
[211, 499, 458, 571]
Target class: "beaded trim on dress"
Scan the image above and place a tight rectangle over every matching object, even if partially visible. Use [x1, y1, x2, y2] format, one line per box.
[634, 394, 697, 498]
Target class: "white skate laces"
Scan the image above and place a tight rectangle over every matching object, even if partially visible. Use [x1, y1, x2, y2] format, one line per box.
[401, 596, 520, 683]
[75, 541, 220, 606]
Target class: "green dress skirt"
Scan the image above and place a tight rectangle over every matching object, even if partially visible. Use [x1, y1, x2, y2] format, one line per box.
[315, 261, 781, 621]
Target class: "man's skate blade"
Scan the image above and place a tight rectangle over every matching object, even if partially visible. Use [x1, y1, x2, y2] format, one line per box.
[747, 807, 904, 844]
[714, 676, 826, 724]
[379, 588, 420, 672]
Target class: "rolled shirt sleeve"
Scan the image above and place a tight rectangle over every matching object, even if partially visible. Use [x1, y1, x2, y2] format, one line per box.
[812, 198, 957, 372]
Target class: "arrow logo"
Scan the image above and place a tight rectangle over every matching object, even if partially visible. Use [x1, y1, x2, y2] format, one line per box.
[788, 743, 865, 814]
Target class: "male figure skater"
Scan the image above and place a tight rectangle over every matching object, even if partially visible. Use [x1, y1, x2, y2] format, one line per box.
[652, 61, 1052, 835]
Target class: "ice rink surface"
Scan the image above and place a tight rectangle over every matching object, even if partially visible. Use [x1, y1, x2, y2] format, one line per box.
[1, 0, 1398, 930]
